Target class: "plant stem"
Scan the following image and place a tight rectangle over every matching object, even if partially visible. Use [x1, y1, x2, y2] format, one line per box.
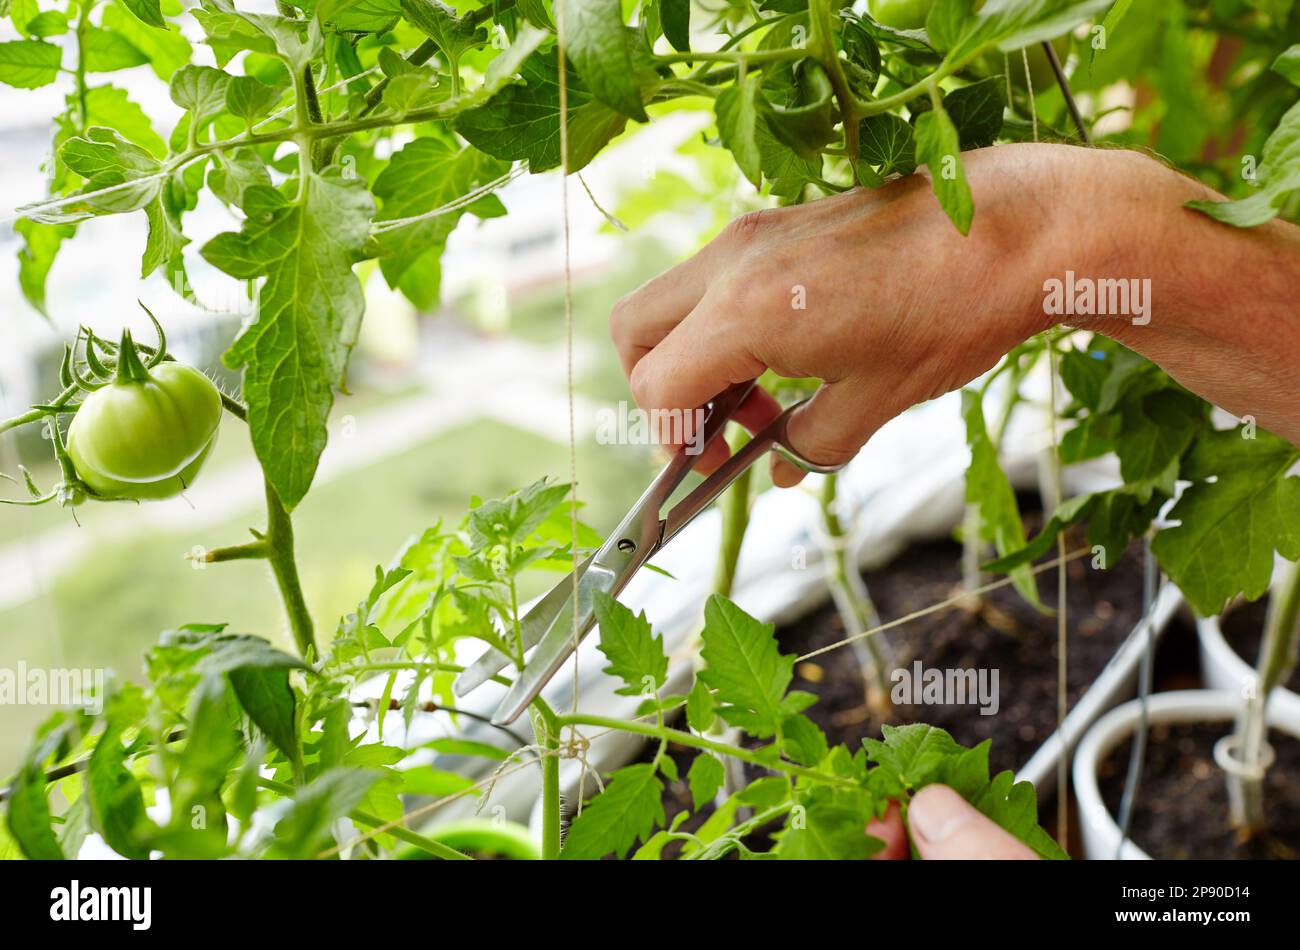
[810, 0, 861, 172]
[532, 697, 562, 860]
[263, 479, 317, 661]
[819, 473, 892, 702]
[74, 3, 91, 133]
[654, 47, 803, 66]
[713, 426, 753, 598]
[1228, 558, 1300, 830]
[556, 713, 856, 788]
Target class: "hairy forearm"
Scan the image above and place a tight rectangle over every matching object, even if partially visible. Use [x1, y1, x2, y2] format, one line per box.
[1046, 147, 1300, 442]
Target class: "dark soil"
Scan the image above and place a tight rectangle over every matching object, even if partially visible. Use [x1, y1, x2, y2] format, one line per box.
[780, 529, 1147, 777]
[1097, 721, 1300, 860]
[1220, 595, 1300, 694]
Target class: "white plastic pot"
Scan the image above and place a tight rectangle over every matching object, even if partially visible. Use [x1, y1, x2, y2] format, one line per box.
[1197, 612, 1300, 721]
[1072, 689, 1300, 860]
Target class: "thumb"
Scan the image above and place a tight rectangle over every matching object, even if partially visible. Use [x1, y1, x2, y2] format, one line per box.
[770, 378, 883, 488]
[907, 785, 1040, 860]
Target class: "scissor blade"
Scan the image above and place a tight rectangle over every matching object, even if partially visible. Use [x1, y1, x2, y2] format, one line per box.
[453, 555, 594, 697]
[490, 560, 619, 724]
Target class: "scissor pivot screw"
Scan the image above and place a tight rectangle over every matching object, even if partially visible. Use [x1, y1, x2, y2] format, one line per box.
[617, 538, 637, 553]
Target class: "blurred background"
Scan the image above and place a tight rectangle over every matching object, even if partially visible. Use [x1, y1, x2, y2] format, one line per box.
[0, 19, 765, 774]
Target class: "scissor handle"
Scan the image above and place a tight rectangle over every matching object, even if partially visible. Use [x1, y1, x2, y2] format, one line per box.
[661, 397, 845, 545]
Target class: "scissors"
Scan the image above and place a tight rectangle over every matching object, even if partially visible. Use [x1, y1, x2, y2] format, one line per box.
[453, 379, 846, 724]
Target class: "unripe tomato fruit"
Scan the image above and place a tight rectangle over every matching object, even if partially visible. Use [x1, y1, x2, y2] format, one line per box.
[68, 362, 222, 500]
[867, 0, 933, 30]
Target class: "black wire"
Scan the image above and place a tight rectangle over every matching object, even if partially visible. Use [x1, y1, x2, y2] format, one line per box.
[1041, 39, 1091, 144]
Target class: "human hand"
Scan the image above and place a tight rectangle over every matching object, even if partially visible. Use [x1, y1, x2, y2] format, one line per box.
[866, 785, 1039, 860]
[609, 141, 1300, 478]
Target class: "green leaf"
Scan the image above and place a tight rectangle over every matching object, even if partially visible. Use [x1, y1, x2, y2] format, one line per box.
[858, 112, 916, 175]
[193, 0, 321, 71]
[660, 0, 690, 52]
[225, 74, 283, 123]
[5, 765, 65, 859]
[593, 592, 668, 697]
[400, 0, 487, 61]
[320, 0, 403, 32]
[0, 39, 61, 88]
[685, 677, 715, 733]
[120, 0, 167, 29]
[564, 0, 648, 121]
[201, 169, 375, 509]
[86, 722, 152, 860]
[1152, 429, 1300, 615]
[15, 219, 73, 318]
[968, 769, 1067, 859]
[780, 713, 829, 767]
[698, 595, 795, 738]
[914, 104, 973, 234]
[424, 737, 511, 760]
[942, 75, 1006, 148]
[1187, 99, 1300, 228]
[715, 77, 766, 188]
[454, 47, 628, 173]
[1113, 388, 1201, 491]
[687, 753, 725, 810]
[170, 64, 231, 130]
[26, 11, 68, 36]
[926, 0, 972, 52]
[1274, 45, 1300, 86]
[207, 146, 272, 208]
[864, 723, 965, 788]
[561, 763, 664, 859]
[778, 787, 884, 860]
[193, 633, 307, 675]
[229, 666, 301, 775]
[950, 0, 1111, 62]
[372, 136, 506, 308]
[101, 3, 192, 80]
[270, 768, 380, 858]
[961, 389, 1039, 604]
[84, 25, 150, 72]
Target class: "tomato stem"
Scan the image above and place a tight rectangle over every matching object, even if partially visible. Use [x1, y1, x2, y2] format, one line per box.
[263, 479, 318, 661]
[114, 330, 151, 384]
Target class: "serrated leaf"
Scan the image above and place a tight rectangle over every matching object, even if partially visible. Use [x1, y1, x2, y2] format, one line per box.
[561, 763, 664, 859]
[400, 0, 487, 60]
[687, 753, 725, 809]
[170, 64, 231, 129]
[0, 39, 60, 88]
[593, 591, 668, 697]
[943, 75, 1006, 148]
[864, 723, 965, 788]
[780, 712, 829, 767]
[101, 4, 192, 80]
[225, 74, 283, 124]
[372, 136, 506, 308]
[777, 786, 882, 859]
[915, 104, 973, 234]
[698, 595, 794, 738]
[201, 169, 375, 509]
[564, 0, 647, 121]
[454, 47, 627, 173]
[858, 112, 916, 175]
[1152, 429, 1300, 615]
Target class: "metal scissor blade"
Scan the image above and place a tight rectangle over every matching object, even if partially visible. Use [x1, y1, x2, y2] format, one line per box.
[453, 555, 595, 697]
[489, 560, 619, 724]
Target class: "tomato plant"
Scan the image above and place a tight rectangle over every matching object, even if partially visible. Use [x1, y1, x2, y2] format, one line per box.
[0, 0, 1297, 862]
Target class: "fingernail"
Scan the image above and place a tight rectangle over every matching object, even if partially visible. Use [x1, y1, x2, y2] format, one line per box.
[909, 786, 976, 843]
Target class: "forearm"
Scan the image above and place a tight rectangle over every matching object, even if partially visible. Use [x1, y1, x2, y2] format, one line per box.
[1049, 148, 1300, 442]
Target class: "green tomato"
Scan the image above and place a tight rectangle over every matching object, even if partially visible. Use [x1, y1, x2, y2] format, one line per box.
[68, 362, 222, 500]
[867, 0, 933, 30]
